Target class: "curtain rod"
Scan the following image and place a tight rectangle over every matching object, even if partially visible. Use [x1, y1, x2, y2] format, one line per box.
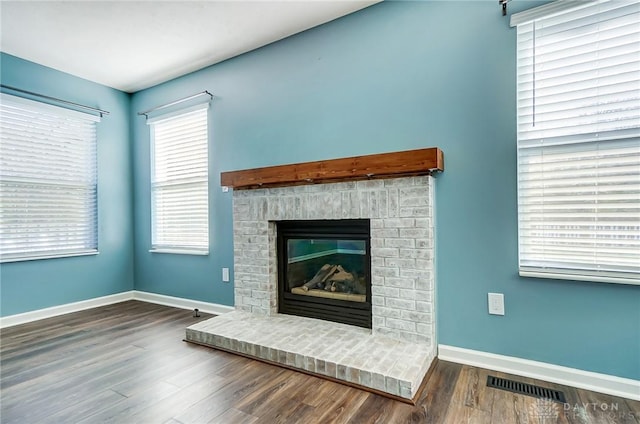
[0, 84, 110, 117]
[138, 90, 213, 118]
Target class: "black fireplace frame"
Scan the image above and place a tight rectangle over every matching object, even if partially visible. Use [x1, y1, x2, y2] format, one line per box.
[276, 219, 372, 329]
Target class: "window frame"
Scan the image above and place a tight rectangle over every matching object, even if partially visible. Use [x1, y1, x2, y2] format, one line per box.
[513, 0, 640, 285]
[0, 93, 100, 263]
[148, 104, 210, 255]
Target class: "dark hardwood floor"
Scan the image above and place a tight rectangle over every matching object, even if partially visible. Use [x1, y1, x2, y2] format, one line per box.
[1, 301, 638, 423]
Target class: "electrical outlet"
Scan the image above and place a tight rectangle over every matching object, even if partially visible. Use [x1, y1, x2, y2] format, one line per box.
[488, 293, 505, 316]
[222, 267, 230, 282]
[222, 186, 229, 192]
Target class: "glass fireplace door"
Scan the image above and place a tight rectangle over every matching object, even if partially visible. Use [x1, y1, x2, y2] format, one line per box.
[277, 219, 371, 328]
[286, 239, 367, 302]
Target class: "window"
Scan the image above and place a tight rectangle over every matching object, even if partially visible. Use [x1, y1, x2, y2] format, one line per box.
[514, 0, 640, 284]
[149, 105, 209, 254]
[0, 93, 99, 262]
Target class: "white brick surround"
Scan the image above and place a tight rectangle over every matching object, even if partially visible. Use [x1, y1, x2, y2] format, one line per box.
[232, 176, 435, 350]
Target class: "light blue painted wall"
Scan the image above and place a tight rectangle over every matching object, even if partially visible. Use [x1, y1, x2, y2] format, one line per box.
[0, 53, 134, 316]
[131, 1, 639, 380]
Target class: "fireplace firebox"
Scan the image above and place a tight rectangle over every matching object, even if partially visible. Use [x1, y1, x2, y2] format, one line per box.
[277, 219, 371, 328]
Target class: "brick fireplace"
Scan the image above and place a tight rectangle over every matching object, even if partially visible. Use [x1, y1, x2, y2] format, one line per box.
[232, 175, 435, 346]
[186, 148, 443, 401]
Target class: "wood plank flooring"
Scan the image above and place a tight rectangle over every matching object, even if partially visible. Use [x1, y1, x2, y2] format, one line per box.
[1, 301, 638, 423]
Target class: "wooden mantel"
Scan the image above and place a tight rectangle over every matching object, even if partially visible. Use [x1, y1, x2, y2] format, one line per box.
[220, 147, 444, 190]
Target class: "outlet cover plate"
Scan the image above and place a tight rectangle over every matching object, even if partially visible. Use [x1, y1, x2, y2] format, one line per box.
[488, 293, 505, 315]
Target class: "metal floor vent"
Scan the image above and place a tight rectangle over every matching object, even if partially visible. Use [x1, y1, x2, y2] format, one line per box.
[487, 376, 566, 403]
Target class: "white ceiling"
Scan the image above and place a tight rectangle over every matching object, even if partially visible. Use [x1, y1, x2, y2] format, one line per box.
[0, 1, 379, 93]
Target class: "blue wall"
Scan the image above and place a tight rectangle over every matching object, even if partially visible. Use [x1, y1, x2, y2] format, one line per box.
[131, 1, 639, 380]
[0, 53, 134, 315]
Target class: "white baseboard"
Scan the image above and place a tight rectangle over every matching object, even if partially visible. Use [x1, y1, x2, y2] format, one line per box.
[0, 290, 234, 328]
[438, 344, 640, 401]
[132, 291, 234, 316]
[0, 291, 135, 328]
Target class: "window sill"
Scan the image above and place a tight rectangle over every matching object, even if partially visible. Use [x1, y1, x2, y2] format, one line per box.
[520, 270, 640, 286]
[0, 250, 99, 263]
[149, 248, 209, 256]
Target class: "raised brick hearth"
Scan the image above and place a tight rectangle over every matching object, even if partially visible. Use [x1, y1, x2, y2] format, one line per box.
[186, 174, 437, 400]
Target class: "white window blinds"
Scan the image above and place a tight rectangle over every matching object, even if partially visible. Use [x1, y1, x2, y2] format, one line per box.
[149, 105, 209, 254]
[515, 0, 640, 284]
[0, 93, 99, 262]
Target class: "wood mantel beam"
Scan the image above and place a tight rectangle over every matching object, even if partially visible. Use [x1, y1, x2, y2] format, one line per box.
[220, 147, 444, 190]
